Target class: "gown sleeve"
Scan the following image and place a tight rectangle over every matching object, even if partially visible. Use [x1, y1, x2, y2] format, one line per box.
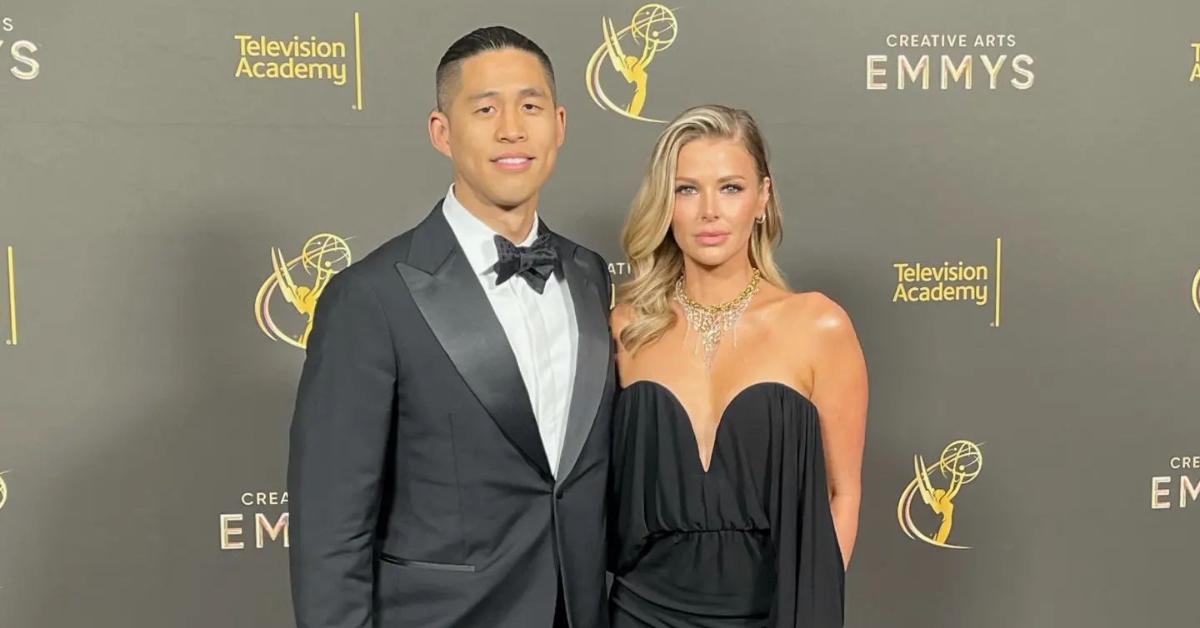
[766, 398, 845, 627]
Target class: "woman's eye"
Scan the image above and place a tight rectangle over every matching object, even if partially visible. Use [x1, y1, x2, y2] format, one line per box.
[721, 184, 744, 193]
[675, 185, 696, 195]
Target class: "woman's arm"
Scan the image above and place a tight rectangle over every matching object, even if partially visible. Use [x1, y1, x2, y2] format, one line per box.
[806, 295, 869, 570]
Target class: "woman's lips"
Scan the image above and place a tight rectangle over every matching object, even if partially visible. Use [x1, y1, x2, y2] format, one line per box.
[696, 231, 729, 246]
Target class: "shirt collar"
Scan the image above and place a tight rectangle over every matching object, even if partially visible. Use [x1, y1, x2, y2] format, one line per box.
[442, 183, 541, 278]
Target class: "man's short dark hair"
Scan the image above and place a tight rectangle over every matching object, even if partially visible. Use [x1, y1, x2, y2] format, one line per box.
[435, 26, 556, 112]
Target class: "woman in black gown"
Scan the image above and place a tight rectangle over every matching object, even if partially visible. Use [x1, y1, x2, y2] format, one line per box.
[609, 105, 868, 627]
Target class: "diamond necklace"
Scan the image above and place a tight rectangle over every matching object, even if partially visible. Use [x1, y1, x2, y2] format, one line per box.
[674, 268, 762, 369]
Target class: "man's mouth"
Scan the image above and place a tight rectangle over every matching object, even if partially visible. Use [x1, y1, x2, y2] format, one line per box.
[493, 154, 534, 171]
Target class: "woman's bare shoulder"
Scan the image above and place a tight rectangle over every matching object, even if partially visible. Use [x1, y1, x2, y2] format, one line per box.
[775, 290, 856, 341]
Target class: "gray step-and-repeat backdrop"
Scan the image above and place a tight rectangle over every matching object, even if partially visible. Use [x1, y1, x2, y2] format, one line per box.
[1, 0, 1198, 626]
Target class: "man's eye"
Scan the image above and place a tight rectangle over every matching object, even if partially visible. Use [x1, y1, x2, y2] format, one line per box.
[476, 105, 495, 114]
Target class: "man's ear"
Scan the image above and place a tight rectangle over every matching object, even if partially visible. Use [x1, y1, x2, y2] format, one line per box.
[429, 109, 453, 158]
[555, 104, 567, 148]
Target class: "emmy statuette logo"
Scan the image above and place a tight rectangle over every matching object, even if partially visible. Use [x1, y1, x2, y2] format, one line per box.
[898, 439, 984, 549]
[254, 234, 352, 349]
[586, 4, 678, 123]
[1191, 265, 1199, 315]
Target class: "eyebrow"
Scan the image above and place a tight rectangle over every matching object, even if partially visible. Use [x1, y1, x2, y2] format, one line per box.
[674, 175, 749, 184]
[466, 86, 549, 102]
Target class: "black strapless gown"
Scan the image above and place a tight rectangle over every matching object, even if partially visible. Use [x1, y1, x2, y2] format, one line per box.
[608, 381, 844, 627]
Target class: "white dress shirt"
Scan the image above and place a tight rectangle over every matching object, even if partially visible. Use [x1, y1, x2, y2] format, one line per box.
[442, 184, 578, 478]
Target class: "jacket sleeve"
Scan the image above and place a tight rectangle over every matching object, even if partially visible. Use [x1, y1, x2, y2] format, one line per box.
[287, 271, 397, 628]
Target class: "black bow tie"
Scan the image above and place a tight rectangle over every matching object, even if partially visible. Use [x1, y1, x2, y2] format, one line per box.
[492, 232, 561, 294]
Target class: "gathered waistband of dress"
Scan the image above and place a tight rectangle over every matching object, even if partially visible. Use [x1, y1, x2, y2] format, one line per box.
[610, 571, 771, 622]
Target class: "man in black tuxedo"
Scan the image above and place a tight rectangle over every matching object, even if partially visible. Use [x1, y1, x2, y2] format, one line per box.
[287, 26, 614, 628]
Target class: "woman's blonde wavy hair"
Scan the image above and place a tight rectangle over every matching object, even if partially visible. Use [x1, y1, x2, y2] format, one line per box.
[618, 104, 787, 354]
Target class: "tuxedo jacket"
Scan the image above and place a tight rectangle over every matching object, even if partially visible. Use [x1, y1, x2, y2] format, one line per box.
[287, 202, 615, 628]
